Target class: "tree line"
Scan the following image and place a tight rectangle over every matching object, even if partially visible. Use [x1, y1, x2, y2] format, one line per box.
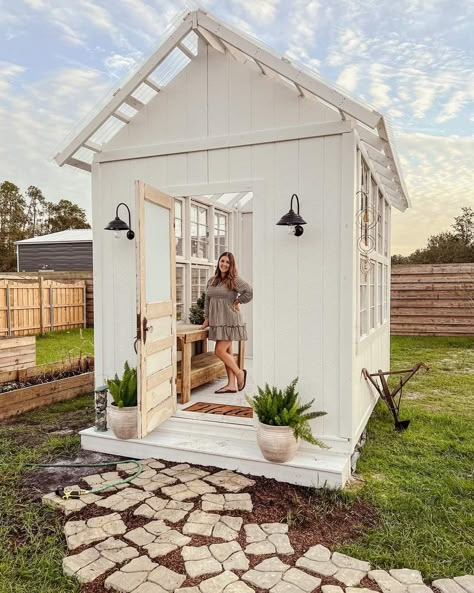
[392, 207, 474, 265]
[0, 180, 90, 272]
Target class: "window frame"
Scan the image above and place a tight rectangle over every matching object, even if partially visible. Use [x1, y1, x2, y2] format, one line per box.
[174, 195, 235, 324]
[357, 151, 392, 343]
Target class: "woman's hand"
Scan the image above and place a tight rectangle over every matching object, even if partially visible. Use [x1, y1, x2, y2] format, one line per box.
[201, 319, 209, 329]
[233, 300, 240, 312]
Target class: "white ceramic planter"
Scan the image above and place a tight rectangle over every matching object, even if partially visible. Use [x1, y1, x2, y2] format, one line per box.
[108, 405, 138, 440]
[256, 421, 299, 463]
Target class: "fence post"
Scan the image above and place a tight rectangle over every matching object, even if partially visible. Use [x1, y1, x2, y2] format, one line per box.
[6, 285, 11, 337]
[83, 284, 87, 329]
[39, 275, 44, 334]
[49, 285, 54, 332]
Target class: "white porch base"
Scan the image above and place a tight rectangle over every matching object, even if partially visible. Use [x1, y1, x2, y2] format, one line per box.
[80, 417, 351, 488]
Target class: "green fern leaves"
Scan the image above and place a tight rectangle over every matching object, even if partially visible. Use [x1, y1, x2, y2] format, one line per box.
[107, 361, 138, 408]
[246, 378, 327, 447]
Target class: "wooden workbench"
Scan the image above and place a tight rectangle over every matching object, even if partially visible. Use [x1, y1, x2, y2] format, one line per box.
[176, 324, 245, 403]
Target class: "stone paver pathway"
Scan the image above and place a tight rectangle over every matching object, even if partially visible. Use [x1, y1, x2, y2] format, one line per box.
[43, 459, 472, 593]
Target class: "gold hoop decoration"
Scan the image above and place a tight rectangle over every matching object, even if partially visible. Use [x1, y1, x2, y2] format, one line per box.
[360, 256, 373, 278]
[357, 234, 376, 254]
[356, 206, 378, 229]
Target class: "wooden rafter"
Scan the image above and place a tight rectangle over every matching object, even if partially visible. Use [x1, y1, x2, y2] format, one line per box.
[54, 13, 194, 167]
[123, 96, 145, 111]
[144, 78, 161, 93]
[113, 110, 131, 124]
[196, 26, 226, 54]
[177, 42, 195, 60]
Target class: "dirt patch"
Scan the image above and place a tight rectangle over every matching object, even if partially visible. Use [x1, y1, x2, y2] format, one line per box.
[20, 451, 122, 499]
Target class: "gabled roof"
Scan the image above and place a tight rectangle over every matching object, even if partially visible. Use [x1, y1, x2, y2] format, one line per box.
[54, 8, 409, 211]
[15, 229, 93, 245]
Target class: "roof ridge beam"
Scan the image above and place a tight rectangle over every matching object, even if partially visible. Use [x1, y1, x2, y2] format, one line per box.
[55, 12, 194, 167]
[196, 10, 381, 129]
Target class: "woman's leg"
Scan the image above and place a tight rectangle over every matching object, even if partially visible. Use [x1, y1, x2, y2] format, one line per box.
[215, 340, 244, 387]
[225, 342, 237, 390]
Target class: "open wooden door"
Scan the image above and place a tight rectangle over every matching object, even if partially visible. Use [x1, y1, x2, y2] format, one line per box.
[136, 181, 176, 438]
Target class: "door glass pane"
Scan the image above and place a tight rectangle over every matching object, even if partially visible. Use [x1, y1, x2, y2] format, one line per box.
[145, 199, 170, 302]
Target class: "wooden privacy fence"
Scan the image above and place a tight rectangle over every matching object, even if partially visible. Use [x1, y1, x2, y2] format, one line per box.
[391, 263, 474, 336]
[0, 278, 86, 336]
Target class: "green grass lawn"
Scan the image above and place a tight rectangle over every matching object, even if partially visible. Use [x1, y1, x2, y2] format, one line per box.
[35, 328, 94, 365]
[0, 335, 472, 592]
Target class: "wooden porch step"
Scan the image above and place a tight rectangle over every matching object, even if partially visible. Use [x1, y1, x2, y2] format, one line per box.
[176, 352, 238, 393]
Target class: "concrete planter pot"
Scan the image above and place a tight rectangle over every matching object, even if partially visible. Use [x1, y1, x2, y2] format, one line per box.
[108, 405, 138, 440]
[256, 421, 299, 463]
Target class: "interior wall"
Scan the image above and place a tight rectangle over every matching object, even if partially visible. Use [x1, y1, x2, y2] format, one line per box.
[92, 44, 356, 446]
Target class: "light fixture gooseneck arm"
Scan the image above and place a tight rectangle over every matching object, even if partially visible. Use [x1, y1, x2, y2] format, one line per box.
[116, 202, 132, 229]
[290, 193, 300, 214]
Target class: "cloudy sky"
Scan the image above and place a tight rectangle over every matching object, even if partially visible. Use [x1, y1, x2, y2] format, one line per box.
[0, 0, 473, 255]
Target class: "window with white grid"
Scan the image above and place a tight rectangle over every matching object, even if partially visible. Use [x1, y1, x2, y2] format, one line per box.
[176, 265, 185, 321]
[191, 203, 209, 259]
[369, 264, 375, 330]
[360, 272, 368, 337]
[191, 265, 210, 306]
[214, 211, 228, 257]
[383, 265, 388, 321]
[175, 199, 184, 257]
[378, 263, 383, 326]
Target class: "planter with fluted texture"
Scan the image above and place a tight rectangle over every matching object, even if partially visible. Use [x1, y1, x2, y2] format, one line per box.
[256, 421, 299, 462]
[108, 405, 138, 440]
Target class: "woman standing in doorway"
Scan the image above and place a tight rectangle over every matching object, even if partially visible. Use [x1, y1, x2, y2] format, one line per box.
[201, 252, 253, 393]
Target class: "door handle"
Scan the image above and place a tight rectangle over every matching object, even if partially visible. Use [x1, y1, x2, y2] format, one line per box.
[142, 316, 153, 344]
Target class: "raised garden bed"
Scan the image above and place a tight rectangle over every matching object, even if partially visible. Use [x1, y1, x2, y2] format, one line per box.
[0, 356, 94, 420]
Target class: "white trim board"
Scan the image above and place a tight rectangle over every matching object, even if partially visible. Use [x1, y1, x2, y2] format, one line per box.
[93, 121, 354, 164]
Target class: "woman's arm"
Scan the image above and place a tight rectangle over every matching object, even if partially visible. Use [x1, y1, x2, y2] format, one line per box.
[235, 277, 253, 304]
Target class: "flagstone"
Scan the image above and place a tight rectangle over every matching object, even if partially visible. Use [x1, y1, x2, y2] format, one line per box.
[332, 552, 370, 572]
[223, 583, 254, 593]
[283, 568, 321, 591]
[185, 557, 222, 578]
[246, 541, 276, 555]
[261, 523, 289, 535]
[213, 522, 239, 541]
[42, 491, 90, 515]
[200, 571, 239, 593]
[125, 527, 156, 547]
[255, 558, 290, 572]
[268, 534, 294, 554]
[295, 557, 338, 577]
[244, 524, 267, 542]
[204, 470, 255, 492]
[144, 520, 171, 535]
[223, 551, 249, 571]
[220, 516, 243, 531]
[369, 570, 408, 593]
[304, 545, 331, 562]
[432, 580, 466, 593]
[408, 586, 432, 593]
[333, 568, 366, 586]
[454, 577, 474, 593]
[148, 566, 186, 590]
[134, 583, 169, 593]
[243, 569, 283, 589]
[390, 570, 424, 585]
[77, 556, 116, 583]
[121, 556, 158, 572]
[321, 587, 344, 593]
[184, 522, 214, 537]
[209, 541, 242, 562]
[144, 543, 178, 558]
[63, 548, 100, 577]
[183, 546, 212, 561]
[271, 582, 305, 593]
[105, 569, 149, 592]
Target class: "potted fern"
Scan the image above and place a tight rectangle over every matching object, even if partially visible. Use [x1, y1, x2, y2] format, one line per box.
[107, 361, 138, 440]
[246, 378, 326, 462]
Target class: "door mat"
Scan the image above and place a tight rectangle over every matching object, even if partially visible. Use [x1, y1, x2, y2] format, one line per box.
[182, 402, 253, 418]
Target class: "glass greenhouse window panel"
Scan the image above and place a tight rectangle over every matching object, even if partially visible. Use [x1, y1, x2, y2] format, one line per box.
[191, 206, 197, 222]
[369, 264, 375, 330]
[199, 207, 207, 225]
[191, 265, 210, 305]
[175, 199, 183, 257]
[144, 200, 170, 303]
[176, 265, 184, 321]
[378, 263, 383, 325]
[360, 277, 368, 338]
[384, 265, 388, 320]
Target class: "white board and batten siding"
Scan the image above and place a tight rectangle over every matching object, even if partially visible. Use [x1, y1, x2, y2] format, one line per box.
[93, 44, 361, 450]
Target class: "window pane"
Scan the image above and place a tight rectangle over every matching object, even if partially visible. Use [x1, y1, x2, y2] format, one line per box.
[199, 207, 207, 225]
[378, 263, 383, 325]
[191, 205, 197, 222]
[369, 264, 375, 330]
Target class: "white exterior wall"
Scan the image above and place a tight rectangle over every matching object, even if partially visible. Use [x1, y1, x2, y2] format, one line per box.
[92, 44, 360, 449]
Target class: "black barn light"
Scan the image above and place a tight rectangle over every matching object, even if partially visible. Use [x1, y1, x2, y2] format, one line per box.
[104, 202, 135, 240]
[276, 193, 307, 237]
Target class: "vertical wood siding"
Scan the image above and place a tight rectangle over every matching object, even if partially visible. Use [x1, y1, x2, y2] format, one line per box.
[93, 45, 356, 445]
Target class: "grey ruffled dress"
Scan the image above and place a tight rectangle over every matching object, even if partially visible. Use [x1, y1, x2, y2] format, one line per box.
[204, 276, 253, 341]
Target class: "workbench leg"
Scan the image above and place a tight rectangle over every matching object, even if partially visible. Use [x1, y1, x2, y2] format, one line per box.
[181, 343, 192, 404]
[201, 337, 208, 354]
[238, 340, 245, 370]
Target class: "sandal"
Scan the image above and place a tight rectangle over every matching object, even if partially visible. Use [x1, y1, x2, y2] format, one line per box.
[215, 388, 237, 394]
[238, 369, 247, 392]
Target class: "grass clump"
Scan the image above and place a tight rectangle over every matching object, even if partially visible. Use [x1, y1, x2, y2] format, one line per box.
[36, 328, 94, 365]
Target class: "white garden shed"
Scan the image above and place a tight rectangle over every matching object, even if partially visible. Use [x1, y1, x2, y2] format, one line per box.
[55, 8, 409, 487]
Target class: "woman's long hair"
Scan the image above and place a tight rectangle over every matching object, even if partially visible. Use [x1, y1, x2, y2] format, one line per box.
[210, 252, 238, 290]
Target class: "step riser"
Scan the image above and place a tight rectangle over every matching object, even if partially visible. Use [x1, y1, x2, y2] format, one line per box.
[164, 416, 351, 455]
[81, 432, 349, 488]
